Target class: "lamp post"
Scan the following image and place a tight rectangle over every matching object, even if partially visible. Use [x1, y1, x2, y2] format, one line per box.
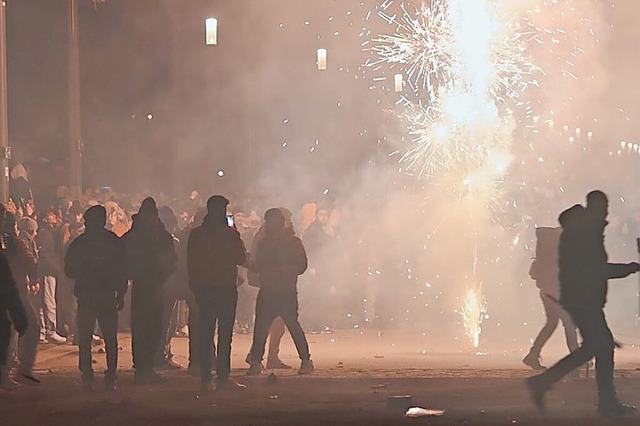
[68, 0, 82, 199]
[0, 1, 9, 203]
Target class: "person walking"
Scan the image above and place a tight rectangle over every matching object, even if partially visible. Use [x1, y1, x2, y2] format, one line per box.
[527, 191, 640, 417]
[247, 208, 314, 376]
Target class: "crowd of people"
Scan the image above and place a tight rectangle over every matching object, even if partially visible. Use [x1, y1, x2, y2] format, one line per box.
[1, 182, 640, 416]
[0, 184, 330, 393]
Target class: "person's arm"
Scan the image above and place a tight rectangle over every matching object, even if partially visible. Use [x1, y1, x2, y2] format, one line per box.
[186, 229, 200, 290]
[290, 237, 308, 276]
[229, 229, 247, 266]
[606, 262, 640, 279]
[63, 239, 81, 280]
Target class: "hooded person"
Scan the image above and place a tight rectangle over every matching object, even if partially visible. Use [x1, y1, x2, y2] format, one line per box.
[187, 195, 247, 392]
[64, 205, 128, 391]
[527, 192, 640, 417]
[246, 208, 314, 376]
[122, 197, 177, 384]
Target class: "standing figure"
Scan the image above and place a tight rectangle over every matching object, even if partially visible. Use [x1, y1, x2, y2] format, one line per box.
[1, 210, 40, 384]
[36, 211, 66, 344]
[122, 197, 177, 384]
[522, 227, 578, 370]
[247, 208, 314, 376]
[187, 195, 246, 392]
[65, 206, 127, 391]
[527, 191, 640, 417]
[0, 248, 27, 391]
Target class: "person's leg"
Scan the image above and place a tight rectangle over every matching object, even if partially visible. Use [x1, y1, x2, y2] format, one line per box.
[279, 293, 310, 362]
[559, 307, 579, 353]
[146, 287, 164, 373]
[197, 290, 215, 384]
[0, 312, 12, 386]
[249, 290, 277, 365]
[76, 302, 96, 385]
[215, 287, 238, 384]
[267, 317, 286, 364]
[96, 304, 119, 386]
[17, 292, 40, 377]
[154, 295, 176, 366]
[130, 285, 144, 373]
[186, 297, 199, 370]
[42, 276, 59, 339]
[527, 293, 561, 357]
[579, 310, 616, 404]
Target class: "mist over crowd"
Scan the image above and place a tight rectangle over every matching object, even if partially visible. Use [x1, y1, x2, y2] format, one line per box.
[6, 0, 640, 354]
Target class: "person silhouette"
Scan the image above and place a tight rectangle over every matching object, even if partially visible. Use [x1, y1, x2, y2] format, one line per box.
[64, 205, 127, 391]
[527, 191, 640, 416]
[522, 227, 578, 370]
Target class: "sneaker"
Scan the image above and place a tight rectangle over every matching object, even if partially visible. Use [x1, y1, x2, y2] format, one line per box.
[522, 353, 546, 371]
[246, 363, 262, 376]
[216, 379, 246, 391]
[320, 326, 334, 334]
[267, 359, 292, 369]
[92, 335, 104, 346]
[298, 359, 315, 375]
[0, 375, 20, 391]
[46, 332, 67, 345]
[598, 401, 636, 417]
[157, 358, 183, 371]
[525, 374, 551, 413]
[39, 336, 47, 344]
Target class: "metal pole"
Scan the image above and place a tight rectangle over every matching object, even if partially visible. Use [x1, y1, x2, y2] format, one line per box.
[68, 0, 82, 199]
[0, 1, 10, 204]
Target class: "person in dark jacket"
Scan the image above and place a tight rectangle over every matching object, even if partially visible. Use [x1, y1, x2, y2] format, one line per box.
[522, 227, 578, 370]
[122, 197, 177, 384]
[187, 195, 246, 392]
[1, 210, 41, 384]
[527, 191, 640, 417]
[65, 205, 127, 391]
[247, 208, 314, 376]
[0, 247, 28, 390]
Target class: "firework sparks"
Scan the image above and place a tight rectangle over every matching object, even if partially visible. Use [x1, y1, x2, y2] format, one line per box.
[461, 286, 488, 349]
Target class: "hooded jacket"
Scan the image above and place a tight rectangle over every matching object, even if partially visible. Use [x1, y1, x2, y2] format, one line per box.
[559, 204, 637, 309]
[252, 226, 307, 293]
[122, 211, 177, 285]
[187, 214, 246, 291]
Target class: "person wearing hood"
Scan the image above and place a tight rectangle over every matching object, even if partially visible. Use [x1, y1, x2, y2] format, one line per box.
[527, 191, 640, 417]
[122, 197, 177, 384]
[247, 208, 314, 376]
[65, 205, 127, 391]
[187, 195, 246, 392]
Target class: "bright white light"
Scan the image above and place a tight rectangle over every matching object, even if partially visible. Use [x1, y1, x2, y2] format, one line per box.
[217, 170, 224, 177]
[205, 18, 218, 45]
[317, 48, 327, 70]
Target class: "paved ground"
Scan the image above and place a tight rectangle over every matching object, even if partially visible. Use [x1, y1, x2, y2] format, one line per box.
[2, 329, 640, 425]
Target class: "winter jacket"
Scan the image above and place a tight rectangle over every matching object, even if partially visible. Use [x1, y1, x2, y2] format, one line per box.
[0, 251, 27, 335]
[121, 214, 177, 286]
[36, 225, 62, 277]
[65, 227, 128, 302]
[2, 233, 38, 295]
[252, 227, 307, 293]
[559, 204, 637, 309]
[187, 216, 246, 291]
